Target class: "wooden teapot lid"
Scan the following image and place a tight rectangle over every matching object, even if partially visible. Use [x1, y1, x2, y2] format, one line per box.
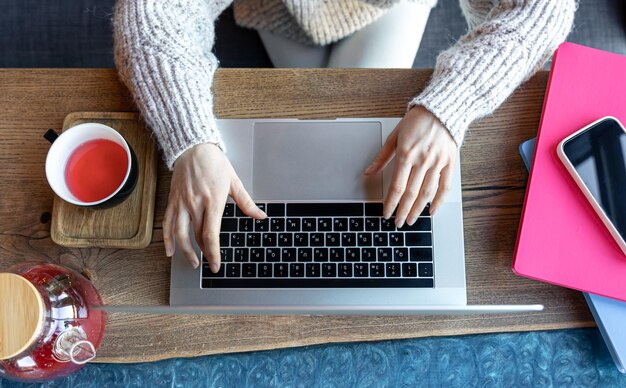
[0, 273, 45, 360]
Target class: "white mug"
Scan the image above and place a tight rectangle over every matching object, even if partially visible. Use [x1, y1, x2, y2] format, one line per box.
[44, 123, 138, 208]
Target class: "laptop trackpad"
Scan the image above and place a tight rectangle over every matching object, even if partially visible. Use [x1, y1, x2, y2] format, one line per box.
[253, 121, 383, 200]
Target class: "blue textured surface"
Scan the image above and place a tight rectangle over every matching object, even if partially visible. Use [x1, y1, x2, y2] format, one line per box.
[2, 329, 626, 387]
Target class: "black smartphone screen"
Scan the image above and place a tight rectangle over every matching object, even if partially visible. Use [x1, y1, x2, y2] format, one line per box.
[562, 118, 626, 241]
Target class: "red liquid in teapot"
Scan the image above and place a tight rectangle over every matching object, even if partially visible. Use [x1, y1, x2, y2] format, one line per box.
[0, 264, 106, 381]
[64, 139, 128, 202]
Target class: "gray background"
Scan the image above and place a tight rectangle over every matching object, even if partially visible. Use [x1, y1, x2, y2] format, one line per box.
[0, 0, 624, 68]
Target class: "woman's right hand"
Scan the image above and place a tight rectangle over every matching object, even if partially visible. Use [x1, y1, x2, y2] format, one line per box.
[163, 142, 266, 272]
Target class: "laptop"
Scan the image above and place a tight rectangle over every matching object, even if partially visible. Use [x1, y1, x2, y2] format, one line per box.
[166, 118, 542, 315]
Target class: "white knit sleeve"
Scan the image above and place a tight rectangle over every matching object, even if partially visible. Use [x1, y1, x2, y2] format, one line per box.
[410, 0, 576, 146]
[114, 0, 232, 169]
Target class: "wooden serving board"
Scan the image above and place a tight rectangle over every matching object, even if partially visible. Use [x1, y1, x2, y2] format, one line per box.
[50, 112, 157, 249]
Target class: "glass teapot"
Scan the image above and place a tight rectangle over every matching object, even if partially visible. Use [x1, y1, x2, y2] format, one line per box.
[0, 263, 106, 382]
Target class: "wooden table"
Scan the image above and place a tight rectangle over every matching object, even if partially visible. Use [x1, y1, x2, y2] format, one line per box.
[0, 69, 594, 363]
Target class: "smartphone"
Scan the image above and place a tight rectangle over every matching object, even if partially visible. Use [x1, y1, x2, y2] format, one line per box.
[557, 116, 626, 255]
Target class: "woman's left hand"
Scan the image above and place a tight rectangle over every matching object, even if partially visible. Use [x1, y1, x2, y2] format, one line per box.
[365, 105, 457, 227]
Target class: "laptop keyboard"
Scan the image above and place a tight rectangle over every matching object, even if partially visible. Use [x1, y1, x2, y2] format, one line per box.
[201, 202, 434, 288]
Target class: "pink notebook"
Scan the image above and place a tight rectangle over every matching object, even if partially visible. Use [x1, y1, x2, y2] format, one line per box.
[513, 43, 626, 301]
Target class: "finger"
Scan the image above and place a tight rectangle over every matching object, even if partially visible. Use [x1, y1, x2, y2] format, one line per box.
[395, 164, 429, 227]
[230, 177, 266, 220]
[383, 160, 412, 219]
[163, 204, 176, 257]
[365, 131, 397, 175]
[175, 210, 199, 269]
[188, 202, 205, 255]
[430, 163, 453, 215]
[202, 200, 226, 274]
[408, 166, 441, 224]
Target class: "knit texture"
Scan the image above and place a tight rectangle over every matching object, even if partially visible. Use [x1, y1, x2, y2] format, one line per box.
[410, 0, 577, 146]
[114, 0, 576, 169]
[233, 0, 437, 46]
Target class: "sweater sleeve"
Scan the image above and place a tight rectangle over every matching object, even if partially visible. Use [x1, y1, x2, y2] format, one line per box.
[410, 0, 576, 146]
[114, 0, 232, 170]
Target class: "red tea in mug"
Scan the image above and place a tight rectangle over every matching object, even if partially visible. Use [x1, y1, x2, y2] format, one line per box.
[64, 139, 128, 202]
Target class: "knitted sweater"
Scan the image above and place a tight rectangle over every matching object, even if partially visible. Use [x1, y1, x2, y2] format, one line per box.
[114, 0, 576, 169]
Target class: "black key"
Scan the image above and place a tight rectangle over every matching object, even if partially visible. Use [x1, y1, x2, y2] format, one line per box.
[259, 263, 273, 277]
[362, 248, 377, 262]
[255, 203, 266, 213]
[266, 248, 281, 262]
[287, 203, 363, 217]
[235, 206, 246, 217]
[203, 278, 434, 288]
[393, 248, 409, 262]
[226, 263, 241, 277]
[402, 263, 417, 277]
[318, 218, 333, 231]
[345, 248, 360, 262]
[282, 248, 297, 262]
[386, 263, 401, 277]
[365, 203, 383, 216]
[246, 233, 261, 247]
[262, 233, 277, 247]
[419, 263, 433, 277]
[239, 218, 253, 232]
[290, 263, 305, 277]
[357, 233, 373, 247]
[349, 218, 364, 231]
[267, 203, 285, 217]
[254, 219, 269, 232]
[294, 233, 309, 247]
[274, 263, 289, 277]
[310, 233, 324, 246]
[389, 233, 404, 246]
[326, 233, 340, 246]
[298, 248, 313, 262]
[365, 218, 380, 231]
[354, 263, 368, 277]
[231, 233, 245, 247]
[330, 248, 344, 262]
[203, 263, 225, 278]
[406, 233, 432, 246]
[278, 233, 293, 246]
[369, 263, 384, 277]
[234, 248, 249, 262]
[398, 217, 431, 232]
[270, 218, 285, 232]
[306, 263, 321, 277]
[220, 233, 230, 247]
[314, 248, 329, 262]
[373, 233, 388, 246]
[410, 247, 433, 261]
[221, 218, 238, 232]
[377, 248, 392, 262]
[333, 218, 348, 231]
[223, 204, 234, 217]
[220, 248, 233, 262]
[302, 218, 316, 231]
[338, 263, 353, 277]
[341, 233, 356, 247]
[250, 248, 265, 262]
[380, 218, 395, 231]
[286, 218, 301, 231]
[421, 203, 431, 216]
[322, 263, 337, 277]
[242, 263, 256, 277]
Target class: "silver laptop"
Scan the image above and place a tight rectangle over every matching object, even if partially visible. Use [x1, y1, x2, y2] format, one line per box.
[166, 118, 542, 315]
